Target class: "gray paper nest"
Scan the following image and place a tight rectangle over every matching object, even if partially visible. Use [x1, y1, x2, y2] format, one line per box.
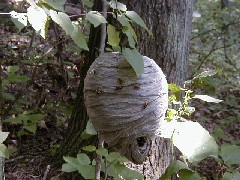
[84, 52, 168, 164]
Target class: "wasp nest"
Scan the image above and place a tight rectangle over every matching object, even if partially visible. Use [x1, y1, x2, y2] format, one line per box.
[84, 52, 168, 164]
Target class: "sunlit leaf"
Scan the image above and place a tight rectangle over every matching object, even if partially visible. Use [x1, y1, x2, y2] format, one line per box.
[0, 132, 9, 144]
[122, 48, 144, 77]
[220, 144, 240, 166]
[70, 24, 89, 50]
[159, 160, 200, 180]
[193, 95, 223, 103]
[43, 0, 66, 11]
[172, 121, 218, 163]
[107, 24, 120, 47]
[10, 11, 28, 31]
[86, 11, 107, 27]
[27, 5, 48, 38]
[50, 10, 74, 35]
[126, 11, 151, 34]
[109, 0, 127, 11]
[0, 144, 9, 159]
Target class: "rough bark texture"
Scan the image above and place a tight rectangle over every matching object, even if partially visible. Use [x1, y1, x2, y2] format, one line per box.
[124, 0, 193, 179]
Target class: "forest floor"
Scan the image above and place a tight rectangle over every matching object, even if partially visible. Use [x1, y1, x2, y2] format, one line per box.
[1, 1, 240, 180]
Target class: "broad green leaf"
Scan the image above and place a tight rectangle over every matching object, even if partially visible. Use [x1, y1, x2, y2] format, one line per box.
[82, 145, 96, 152]
[70, 24, 89, 50]
[43, 0, 66, 11]
[24, 125, 37, 133]
[4, 117, 23, 124]
[78, 165, 95, 179]
[159, 160, 192, 180]
[222, 172, 240, 180]
[86, 11, 107, 27]
[77, 153, 91, 165]
[62, 163, 77, 172]
[50, 10, 74, 35]
[7, 66, 19, 73]
[179, 169, 201, 180]
[10, 11, 27, 31]
[63, 156, 81, 167]
[122, 26, 136, 48]
[220, 144, 240, 165]
[2, 92, 15, 101]
[172, 121, 218, 163]
[109, 1, 127, 11]
[86, 121, 97, 135]
[114, 163, 144, 179]
[0, 144, 9, 159]
[117, 15, 129, 26]
[107, 152, 128, 163]
[194, 70, 218, 79]
[107, 24, 120, 47]
[193, 95, 223, 103]
[122, 48, 144, 77]
[126, 11, 149, 33]
[96, 147, 108, 157]
[0, 132, 9, 144]
[28, 114, 44, 123]
[27, 6, 48, 38]
[7, 75, 30, 83]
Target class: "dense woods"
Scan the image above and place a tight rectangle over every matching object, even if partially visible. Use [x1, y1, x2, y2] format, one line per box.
[0, 0, 239, 179]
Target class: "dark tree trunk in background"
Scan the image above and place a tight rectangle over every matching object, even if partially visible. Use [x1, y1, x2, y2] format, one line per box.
[52, 0, 102, 167]
[124, 0, 193, 179]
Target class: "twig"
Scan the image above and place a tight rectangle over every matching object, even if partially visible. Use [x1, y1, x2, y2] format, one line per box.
[42, 165, 50, 180]
[95, 138, 104, 180]
[99, 0, 109, 55]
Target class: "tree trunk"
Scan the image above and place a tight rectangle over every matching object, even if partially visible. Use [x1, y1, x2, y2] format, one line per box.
[124, 0, 193, 179]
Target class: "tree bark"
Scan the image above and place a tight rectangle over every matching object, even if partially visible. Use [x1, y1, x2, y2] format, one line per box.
[124, 0, 193, 179]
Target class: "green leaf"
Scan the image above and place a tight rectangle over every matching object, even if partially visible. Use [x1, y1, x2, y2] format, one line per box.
[24, 125, 37, 133]
[7, 65, 19, 73]
[82, 0, 93, 8]
[179, 169, 201, 180]
[70, 24, 89, 50]
[109, 1, 127, 11]
[193, 95, 223, 103]
[43, 0, 66, 11]
[62, 163, 77, 172]
[50, 10, 74, 35]
[28, 114, 44, 123]
[77, 153, 91, 165]
[82, 145, 96, 152]
[125, 11, 150, 34]
[63, 156, 81, 167]
[0, 144, 9, 159]
[172, 121, 218, 163]
[122, 48, 144, 77]
[86, 121, 97, 135]
[107, 24, 120, 47]
[159, 160, 199, 180]
[2, 92, 16, 101]
[7, 75, 30, 83]
[96, 147, 108, 157]
[0, 132, 9, 144]
[220, 144, 240, 166]
[86, 11, 107, 27]
[78, 165, 95, 179]
[107, 152, 128, 163]
[122, 26, 136, 48]
[222, 172, 240, 180]
[10, 11, 28, 31]
[27, 5, 48, 38]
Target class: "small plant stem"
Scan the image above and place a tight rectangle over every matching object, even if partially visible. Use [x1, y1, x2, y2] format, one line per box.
[95, 138, 104, 180]
[99, 0, 108, 55]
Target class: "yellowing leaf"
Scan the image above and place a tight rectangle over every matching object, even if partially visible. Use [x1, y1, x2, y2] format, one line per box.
[107, 24, 120, 47]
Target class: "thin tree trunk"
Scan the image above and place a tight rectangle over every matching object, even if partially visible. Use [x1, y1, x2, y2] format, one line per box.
[124, 0, 193, 179]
